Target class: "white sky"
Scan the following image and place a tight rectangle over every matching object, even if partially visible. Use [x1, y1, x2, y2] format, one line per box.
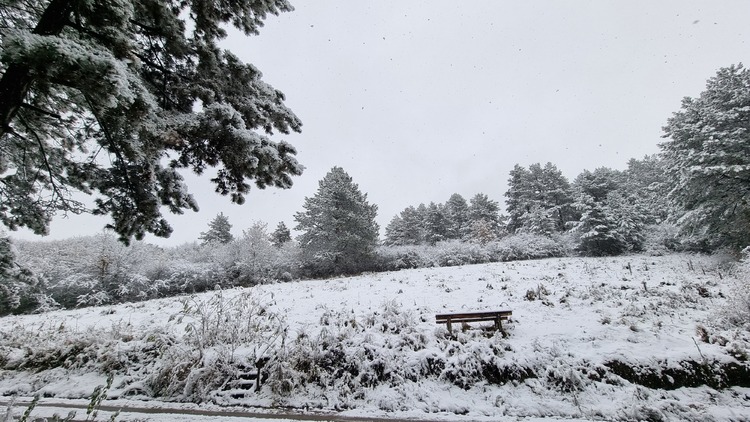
[10, 0, 750, 245]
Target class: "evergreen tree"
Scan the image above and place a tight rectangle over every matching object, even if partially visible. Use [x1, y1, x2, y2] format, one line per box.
[539, 162, 575, 230]
[270, 222, 292, 248]
[295, 167, 379, 276]
[423, 202, 449, 245]
[574, 168, 623, 202]
[517, 204, 557, 236]
[505, 163, 573, 233]
[606, 191, 646, 252]
[0, 0, 302, 243]
[624, 155, 671, 225]
[384, 215, 406, 246]
[444, 193, 470, 240]
[0, 236, 13, 280]
[467, 193, 502, 243]
[574, 195, 626, 256]
[0, 236, 43, 315]
[199, 213, 234, 245]
[570, 167, 649, 254]
[505, 164, 533, 233]
[384, 206, 424, 246]
[415, 203, 429, 234]
[661, 64, 750, 250]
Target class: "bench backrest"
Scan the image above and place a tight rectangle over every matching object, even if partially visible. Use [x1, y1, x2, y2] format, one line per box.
[435, 310, 512, 322]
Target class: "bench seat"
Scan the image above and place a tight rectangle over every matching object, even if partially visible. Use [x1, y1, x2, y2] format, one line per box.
[435, 310, 512, 334]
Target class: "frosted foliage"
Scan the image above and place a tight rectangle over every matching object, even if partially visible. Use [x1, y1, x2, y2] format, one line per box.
[199, 213, 234, 245]
[567, 163, 665, 255]
[386, 193, 505, 246]
[423, 202, 448, 245]
[505, 163, 574, 234]
[467, 193, 502, 243]
[661, 64, 750, 250]
[444, 193, 470, 240]
[0, 0, 302, 243]
[0, 236, 43, 315]
[572, 194, 626, 256]
[295, 167, 379, 277]
[384, 206, 424, 246]
[1, 30, 151, 110]
[270, 221, 291, 247]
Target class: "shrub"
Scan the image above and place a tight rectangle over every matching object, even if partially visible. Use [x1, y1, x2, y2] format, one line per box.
[376, 235, 570, 273]
[488, 233, 570, 261]
[720, 249, 750, 329]
[148, 290, 287, 401]
[642, 223, 683, 255]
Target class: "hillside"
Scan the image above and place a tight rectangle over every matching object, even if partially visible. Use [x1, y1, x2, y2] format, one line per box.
[0, 253, 748, 421]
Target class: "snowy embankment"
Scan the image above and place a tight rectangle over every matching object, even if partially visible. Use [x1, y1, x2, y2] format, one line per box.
[0, 254, 749, 421]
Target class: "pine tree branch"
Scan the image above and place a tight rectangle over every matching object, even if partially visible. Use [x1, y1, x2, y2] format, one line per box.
[16, 114, 73, 212]
[63, 19, 110, 44]
[128, 18, 164, 35]
[0, 0, 73, 139]
[83, 93, 139, 206]
[718, 172, 750, 186]
[20, 103, 62, 120]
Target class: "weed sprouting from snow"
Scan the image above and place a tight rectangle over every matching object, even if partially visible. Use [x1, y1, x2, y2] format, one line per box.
[148, 289, 287, 401]
[173, 289, 286, 359]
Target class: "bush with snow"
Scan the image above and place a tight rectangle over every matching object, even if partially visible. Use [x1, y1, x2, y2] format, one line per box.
[147, 290, 287, 402]
[376, 234, 569, 272]
[703, 248, 750, 363]
[488, 233, 571, 261]
[0, 236, 47, 315]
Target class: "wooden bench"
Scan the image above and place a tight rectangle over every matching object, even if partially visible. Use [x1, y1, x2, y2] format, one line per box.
[435, 310, 512, 335]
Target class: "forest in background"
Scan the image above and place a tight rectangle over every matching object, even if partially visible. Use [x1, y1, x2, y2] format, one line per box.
[0, 148, 732, 316]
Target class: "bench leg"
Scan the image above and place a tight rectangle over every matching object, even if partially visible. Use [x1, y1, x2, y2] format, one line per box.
[496, 317, 507, 338]
[447, 318, 452, 334]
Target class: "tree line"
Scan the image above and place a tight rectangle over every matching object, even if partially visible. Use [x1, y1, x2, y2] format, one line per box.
[186, 65, 750, 265]
[196, 155, 670, 277]
[381, 156, 668, 256]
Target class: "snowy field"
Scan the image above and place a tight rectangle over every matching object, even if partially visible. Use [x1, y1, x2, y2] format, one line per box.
[1, 253, 749, 421]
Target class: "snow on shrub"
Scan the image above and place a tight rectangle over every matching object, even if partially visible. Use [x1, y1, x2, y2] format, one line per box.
[375, 245, 426, 271]
[705, 249, 750, 361]
[642, 222, 683, 255]
[263, 300, 547, 408]
[720, 249, 750, 328]
[265, 302, 425, 402]
[153, 260, 223, 295]
[488, 233, 570, 261]
[377, 235, 569, 273]
[147, 289, 286, 402]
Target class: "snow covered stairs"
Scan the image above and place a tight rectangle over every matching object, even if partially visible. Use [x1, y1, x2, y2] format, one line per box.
[217, 358, 269, 400]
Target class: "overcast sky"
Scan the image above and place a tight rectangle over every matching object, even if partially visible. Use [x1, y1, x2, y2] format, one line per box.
[10, 0, 750, 245]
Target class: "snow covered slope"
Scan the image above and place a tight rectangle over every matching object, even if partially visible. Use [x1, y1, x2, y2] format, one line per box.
[0, 254, 748, 421]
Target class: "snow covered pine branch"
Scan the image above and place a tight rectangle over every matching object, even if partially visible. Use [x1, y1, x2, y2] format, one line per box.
[0, 0, 303, 243]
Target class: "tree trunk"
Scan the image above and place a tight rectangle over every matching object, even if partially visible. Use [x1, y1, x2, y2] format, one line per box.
[0, 0, 73, 136]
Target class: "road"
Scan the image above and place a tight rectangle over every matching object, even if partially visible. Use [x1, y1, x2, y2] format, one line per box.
[0, 399, 475, 422]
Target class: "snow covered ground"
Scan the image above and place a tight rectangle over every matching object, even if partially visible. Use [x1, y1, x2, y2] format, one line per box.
[1, 253, 749, 421]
